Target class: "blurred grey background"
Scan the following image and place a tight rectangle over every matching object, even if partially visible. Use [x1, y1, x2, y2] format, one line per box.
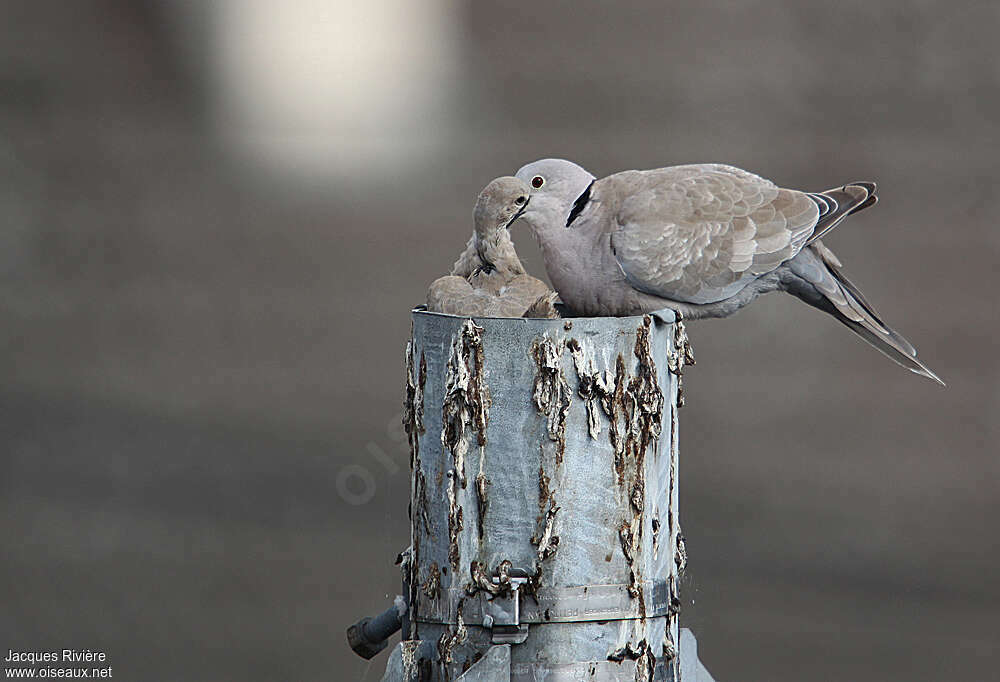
[1, 1, 997, 680]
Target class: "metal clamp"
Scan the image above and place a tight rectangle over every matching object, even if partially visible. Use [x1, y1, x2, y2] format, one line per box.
[482, 577, 529, 644]
[417, 579, 673, 626]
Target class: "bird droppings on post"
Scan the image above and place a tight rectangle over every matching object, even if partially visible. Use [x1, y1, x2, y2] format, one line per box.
[495, 560, 512, 591]
[605, 316, 669, 622]
[407, 497, 424, 641]
[631, 317, 665, 451]
[608, 639, 656, 682]
[414, 471, 430, 533]
[409, 443, 430, 619]
[403, 338, 426, 469]
[396, 546, 415, 643]
[666, 319, 684, 628]
[466, 559, 513, 598]
[530, 334, 571, 466]
[441, 320, 490, 490]
[635, 642, 656, 682]
[403, 334, 429, 643]
[675, 530, 688, 576]
[661, 637, 677, 661]
[467, 560, 496, 596]
[439, 320, 488, 576]
[413, 469, 431, 549]
[521, 564, 544, 601]
[651, 514, 661, 559]
[436, 601, 467, 678]
[445, 469, 464, 573]
[533, 503, 560, 562]
[608, 355, 629, 484]
[567, 337, 606, 440]
[422, 562, 441, 602]
[667, 315, 695, 407]
[529, 317, 670, 629]
[534, 459, 560, 561]
[537, 461, 552, 517]
[669, 408, 678, 516]
[618, 521, 636, 566]
[631, 481, 644, 515]
[619, 517, 643, 612]
[473, 469, 489, 540]
[399, 640, 432, 682]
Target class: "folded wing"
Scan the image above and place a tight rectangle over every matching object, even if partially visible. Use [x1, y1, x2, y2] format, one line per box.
[606, 164, 819, 303]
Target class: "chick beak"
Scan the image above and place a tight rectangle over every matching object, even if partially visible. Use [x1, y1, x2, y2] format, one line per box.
[506, 197, 530, 229]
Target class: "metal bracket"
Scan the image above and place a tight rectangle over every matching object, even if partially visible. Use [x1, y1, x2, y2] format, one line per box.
[481, 577, 529, 644]
[417, 579, 672, 626]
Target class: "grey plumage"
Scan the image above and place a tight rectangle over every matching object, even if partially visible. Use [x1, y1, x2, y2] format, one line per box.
[427, 177, 559, 318]
[513, 158, 941, 384]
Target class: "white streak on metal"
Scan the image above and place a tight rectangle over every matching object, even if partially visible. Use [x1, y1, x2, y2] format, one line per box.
[535, 504, 560, 562]
[442, 320, 490, 489]
[530, 334, 571, 464]
[568, 337, 604, 440]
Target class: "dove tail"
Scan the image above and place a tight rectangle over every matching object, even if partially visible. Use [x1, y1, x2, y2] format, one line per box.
[783, 245, 944, 385]
[806, 181, 878, 244]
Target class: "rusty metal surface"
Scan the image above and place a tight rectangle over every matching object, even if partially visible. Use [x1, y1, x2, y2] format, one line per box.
[402, 308, 685, 681]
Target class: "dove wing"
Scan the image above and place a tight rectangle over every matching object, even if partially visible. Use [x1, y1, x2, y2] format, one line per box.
[606, 164, 819, 303]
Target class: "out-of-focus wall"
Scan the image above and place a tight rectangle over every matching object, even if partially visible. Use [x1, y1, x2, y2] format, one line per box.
[1, 1, 996, 680]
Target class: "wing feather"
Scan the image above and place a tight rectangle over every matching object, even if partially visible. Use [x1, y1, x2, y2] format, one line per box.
[606, 165, 819, 303]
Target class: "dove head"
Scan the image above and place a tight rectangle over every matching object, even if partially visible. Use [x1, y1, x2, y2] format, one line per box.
[473, 176, 531, 240]
[514, 158, 596, 234]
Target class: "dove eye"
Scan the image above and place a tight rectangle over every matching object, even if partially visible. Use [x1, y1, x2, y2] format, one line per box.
[531, 176, 545, 189]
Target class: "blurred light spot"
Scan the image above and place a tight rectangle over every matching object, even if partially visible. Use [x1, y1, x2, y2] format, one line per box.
[210, 0, 459, 179]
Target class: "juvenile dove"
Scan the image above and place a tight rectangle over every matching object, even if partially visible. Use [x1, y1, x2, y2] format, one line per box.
[513, 158, 941, 383]
[427, 177, 558, 318]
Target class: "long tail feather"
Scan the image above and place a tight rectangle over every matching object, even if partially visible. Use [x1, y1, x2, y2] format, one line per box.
[835, 313, 944, 385]
[784, 245, 944, 385]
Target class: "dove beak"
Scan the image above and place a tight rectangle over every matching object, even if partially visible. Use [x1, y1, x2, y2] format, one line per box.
[506, 197, 530, 229]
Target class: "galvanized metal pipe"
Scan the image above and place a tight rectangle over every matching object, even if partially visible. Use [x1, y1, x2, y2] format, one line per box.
[396, 308, 687, 681]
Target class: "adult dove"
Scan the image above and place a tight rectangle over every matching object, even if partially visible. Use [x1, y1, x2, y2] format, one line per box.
[513, 158, 941, 384]
[427, 176, 559, 318]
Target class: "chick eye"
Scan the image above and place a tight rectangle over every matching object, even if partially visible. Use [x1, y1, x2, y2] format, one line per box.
[514, 195, 527, 205]
[531, 175, 545, 189]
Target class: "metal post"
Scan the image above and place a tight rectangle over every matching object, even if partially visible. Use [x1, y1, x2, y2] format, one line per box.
[352, 307, 716, 681]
